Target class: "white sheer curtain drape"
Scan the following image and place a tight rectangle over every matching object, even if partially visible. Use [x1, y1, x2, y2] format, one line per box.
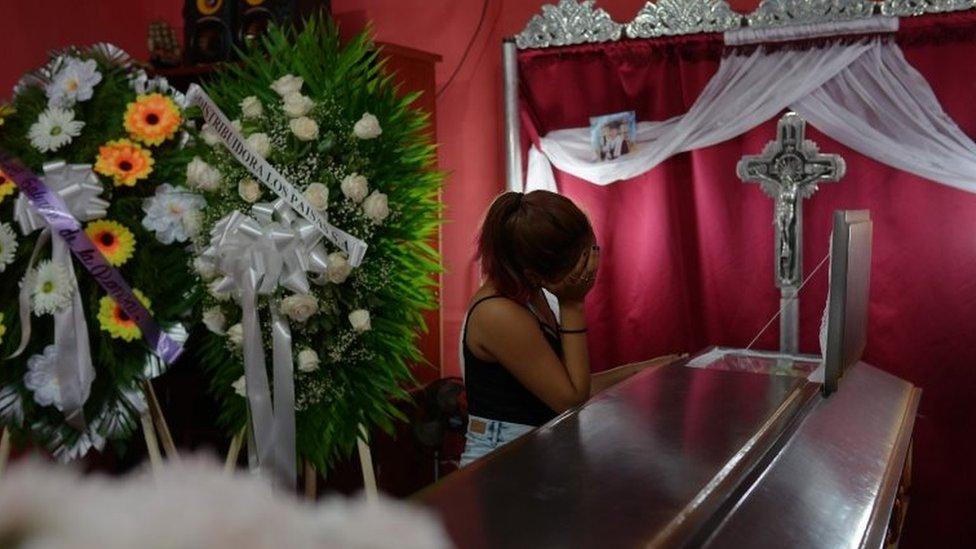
[532, 39, 877, 185]
[525, 17, 976, 196]
[792, 44, 976, 194]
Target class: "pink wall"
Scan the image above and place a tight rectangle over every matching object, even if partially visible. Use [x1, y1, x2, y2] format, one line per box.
[0, 1, 182, 96]
[1, 0, 761, 378]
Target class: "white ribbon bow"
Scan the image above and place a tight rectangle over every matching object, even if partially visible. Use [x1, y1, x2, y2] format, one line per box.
[11, 161, 108, 430]
[205, 199, 329, 298]
[203, 199, 330, 487]
[14, 162, 108, 233]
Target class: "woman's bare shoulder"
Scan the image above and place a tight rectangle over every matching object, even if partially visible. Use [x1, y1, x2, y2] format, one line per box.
[467, 292, 538, 340]
[467, 295, 545, 362]
[470, 295, 529, 319]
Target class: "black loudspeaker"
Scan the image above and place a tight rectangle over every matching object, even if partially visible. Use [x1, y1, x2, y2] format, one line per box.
[183, 0, 236, 64]
[237, 0, 286, 45]
[237, 0, 331, 47]
[184, 1, 331, 63]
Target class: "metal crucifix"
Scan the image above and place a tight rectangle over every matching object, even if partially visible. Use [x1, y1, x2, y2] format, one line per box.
[737, 112, 845, 353]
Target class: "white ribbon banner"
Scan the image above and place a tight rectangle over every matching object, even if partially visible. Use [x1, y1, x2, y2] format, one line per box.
[186, 84, 368, 267]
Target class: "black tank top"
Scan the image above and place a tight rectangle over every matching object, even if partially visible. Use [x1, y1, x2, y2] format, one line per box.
[463, 295, 560, 426]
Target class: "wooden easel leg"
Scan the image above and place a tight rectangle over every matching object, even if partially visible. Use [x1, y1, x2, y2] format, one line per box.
[225, 426, 246, 473]
[141, 412, 163, 473]
[304, 459, 317, 500]
[140, 380, 179, 460]
[357, 423, 378, 500]
[0, 428, 11, 479]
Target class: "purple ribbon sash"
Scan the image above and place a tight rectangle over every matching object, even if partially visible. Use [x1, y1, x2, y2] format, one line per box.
[0, 152, 183, 364]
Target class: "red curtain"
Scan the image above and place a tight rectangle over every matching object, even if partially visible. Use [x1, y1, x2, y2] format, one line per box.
[518, 12, 976, 546]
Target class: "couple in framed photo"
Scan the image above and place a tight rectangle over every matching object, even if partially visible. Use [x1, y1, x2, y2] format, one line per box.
[591, 111, 636, 162]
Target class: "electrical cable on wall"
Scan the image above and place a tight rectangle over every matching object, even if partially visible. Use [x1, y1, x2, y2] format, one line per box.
[436, 0, 489, 98]
[745, 251, 831, 351]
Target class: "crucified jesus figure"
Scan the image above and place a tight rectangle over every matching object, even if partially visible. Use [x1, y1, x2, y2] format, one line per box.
[774, 172, 800, 284]
[738, 112, 846, 288]
[749, 154, 835, 285]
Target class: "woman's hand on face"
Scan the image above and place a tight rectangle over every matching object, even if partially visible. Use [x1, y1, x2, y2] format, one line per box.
[546, 244, 600, 306]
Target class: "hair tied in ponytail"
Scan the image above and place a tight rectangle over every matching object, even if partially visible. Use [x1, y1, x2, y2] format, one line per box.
[478, 190, 593, 302]
[503, 191, 525, 219]
[511, 191, 525, 210]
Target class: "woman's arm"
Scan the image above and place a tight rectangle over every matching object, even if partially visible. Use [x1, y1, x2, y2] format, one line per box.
[470, 246, 600, 414]
[555, 301, 592, 404]
[589, 354, 686, 396]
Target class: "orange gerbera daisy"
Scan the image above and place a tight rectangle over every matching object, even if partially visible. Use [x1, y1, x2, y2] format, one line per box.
[0, 169, 15, 206]
[94, 139, 154, 186]
[85, 219, 135, 266]
[124, 93, 182, 145]
[98, 289, 151, 341]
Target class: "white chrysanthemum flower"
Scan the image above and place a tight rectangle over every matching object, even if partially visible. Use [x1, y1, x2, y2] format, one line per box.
[46, 57, 102, 108]
[30, 260, 74, 316]
[0, 222, 18, 272]
[353, 112, 382, 139]
[270, 74, 304, 97]
[297, 348, 320, 373]
[349, 309, 371, 333]
[362, 190, 390, 225]
[232, 375, 247, 397]
[240, 96, 264, 119]
[23, 345, 64, 410]
[282, 93, 314, 118]
[141, 184, 207, 244]
[28, 107, 84, 153]
[186, 157, 222, 191]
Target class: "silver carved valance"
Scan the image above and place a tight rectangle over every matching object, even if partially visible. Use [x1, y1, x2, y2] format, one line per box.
[515, 0, 976, 49]
[625, 0, 741, 38]
[515, 0, 623, 49]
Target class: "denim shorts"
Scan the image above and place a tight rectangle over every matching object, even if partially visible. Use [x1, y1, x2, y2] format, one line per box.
[459, 415, 536, 467]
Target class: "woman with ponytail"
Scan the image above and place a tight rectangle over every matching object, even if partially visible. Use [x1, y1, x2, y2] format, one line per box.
[459, 190, 680, 466]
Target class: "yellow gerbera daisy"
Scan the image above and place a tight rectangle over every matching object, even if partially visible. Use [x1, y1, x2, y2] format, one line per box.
[85, 219, 136, 266]
[94, 139, 154, 186]
[98, 289, 151, 341]
[124, 93, 182, 146]
[0, 169, 15, 206]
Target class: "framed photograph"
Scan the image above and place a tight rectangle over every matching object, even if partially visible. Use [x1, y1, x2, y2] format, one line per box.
[590, 111, 637, 162]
